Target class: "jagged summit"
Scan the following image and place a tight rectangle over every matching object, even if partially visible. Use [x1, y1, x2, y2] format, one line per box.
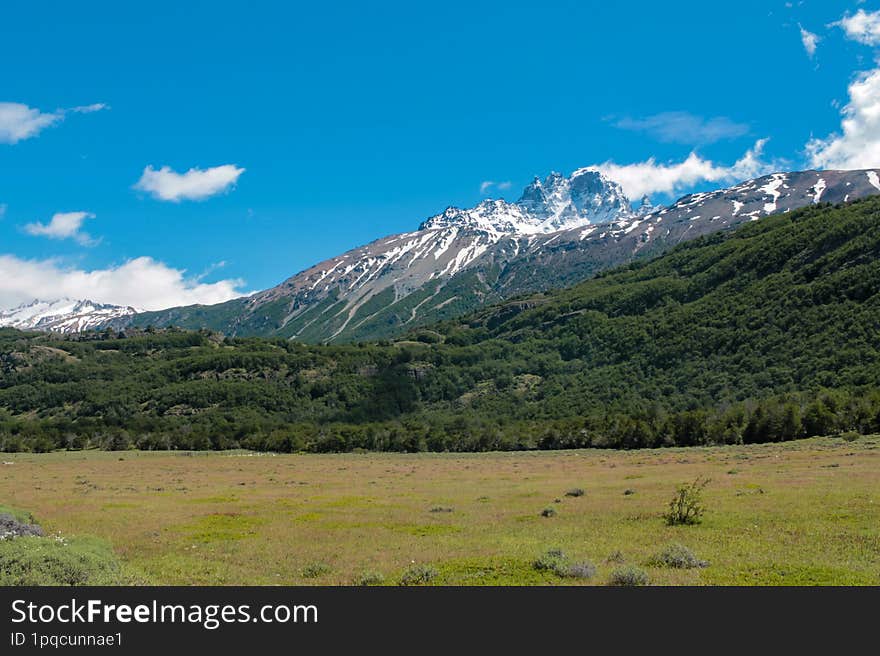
[420, 168, 634, 234]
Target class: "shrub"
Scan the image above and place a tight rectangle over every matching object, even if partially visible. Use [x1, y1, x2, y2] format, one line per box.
[532, 549, 567, 572]
[560, 561, 597, 579]
[356, 571, 385, 586]
[565, 488, 585, 497]
[399, 564, 438, 586]
[606, 550, 626, 564]
[840, 431, 860, 442]
[533, 550, 596, 579]
[648, 543, 708, 569]
[664, 477, 710, 526]
[623, 488, 636, 496]
[607, 565, 649, 586]
[0, 536, 130, 586]
[541, 507, 557, 518]
[301, 562, 332, 578]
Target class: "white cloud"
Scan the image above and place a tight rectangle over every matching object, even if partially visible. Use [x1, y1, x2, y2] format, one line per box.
[134, 164, 245, 202]
[834, 8, 880, 46]
[589, 140, 776, 199]
[0, 101, 108, 144]
[23, 211, 98, 246]
[0, 255, 248, 311]
[807, 67, 880, 170]
[0, 103, 62, 144]
[479, 180, 513, 196]
[613, 111, 750, 145]
[799, 25, 819, 58]
[70, 103, 110, 114]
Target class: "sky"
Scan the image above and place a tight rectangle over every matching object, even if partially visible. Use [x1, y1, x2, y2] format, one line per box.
[2, 0, 880, 310]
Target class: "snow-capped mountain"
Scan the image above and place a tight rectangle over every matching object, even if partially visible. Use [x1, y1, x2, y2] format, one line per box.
[420, 169, 632, 234]
[0, 299, 137, 333]
[116, 168, 880, 342]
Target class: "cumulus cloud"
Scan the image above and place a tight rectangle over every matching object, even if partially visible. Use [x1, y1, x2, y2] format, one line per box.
[134, 164, 245, 202]
[0, 101, 108, 144]
[0, 103, 62, 144]
[799, 25, 820, 58]
[834, 8, 880, 46]
[613, 111, 750, 145]
[0, 255, 248, 311]
[589, 140, 776, 200]
[24, 211, 98, 246]
[807, 67, 880, 170]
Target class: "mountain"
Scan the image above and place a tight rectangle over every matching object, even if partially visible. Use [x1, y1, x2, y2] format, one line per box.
[3, 196, 880, 453]
[125, 168, 880, 342]
[0, 299, 136, 334]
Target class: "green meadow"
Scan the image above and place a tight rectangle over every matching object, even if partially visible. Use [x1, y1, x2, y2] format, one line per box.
[1, 435, 878, 585]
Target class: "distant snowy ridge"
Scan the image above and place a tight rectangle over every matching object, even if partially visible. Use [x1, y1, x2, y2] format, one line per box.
[0, 299, 137, 333]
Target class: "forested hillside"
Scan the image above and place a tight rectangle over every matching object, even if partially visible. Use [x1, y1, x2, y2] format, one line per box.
[2, 198, 879, 453]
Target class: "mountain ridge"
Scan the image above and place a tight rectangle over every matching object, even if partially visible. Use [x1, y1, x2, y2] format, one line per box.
[124, 167, 880, 342]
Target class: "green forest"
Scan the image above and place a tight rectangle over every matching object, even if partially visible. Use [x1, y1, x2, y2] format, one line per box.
[2, 197, 879, 453]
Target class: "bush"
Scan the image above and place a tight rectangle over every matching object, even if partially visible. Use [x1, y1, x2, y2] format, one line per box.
[565, 488, 585, 497]
[664, 477, 710, 526]
[0, 536, 131, 586]
[532, 549, 567, 572]
[533, 550, 596, 579]
[840, 431, 860, 442]
[540, 507, 557, 518]
[607, 565, 649, 586]
[606, 550, 626, 564]
[648, 543, 708, 569]
[399, 564, 438, 586]
[301, 562, 332, 578]
[560, 561, 597, 580]
[356, 571, 385, 586]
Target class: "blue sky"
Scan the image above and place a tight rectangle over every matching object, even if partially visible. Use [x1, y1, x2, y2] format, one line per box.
[2, 0, 880, 309]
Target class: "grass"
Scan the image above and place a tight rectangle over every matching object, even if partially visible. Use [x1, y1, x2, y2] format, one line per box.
[0, 436, 877, 585]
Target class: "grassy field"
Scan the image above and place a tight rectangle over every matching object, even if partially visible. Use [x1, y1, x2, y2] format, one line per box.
[1, 436, 878, 585]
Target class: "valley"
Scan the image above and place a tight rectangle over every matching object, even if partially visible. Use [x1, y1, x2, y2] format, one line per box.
[1, 436, 877, 585]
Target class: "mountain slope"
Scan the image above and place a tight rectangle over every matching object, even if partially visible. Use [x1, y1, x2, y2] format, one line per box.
[0, 299, 136, 334]
[126, 168, 880, 343]
[3, 196, 880, 452]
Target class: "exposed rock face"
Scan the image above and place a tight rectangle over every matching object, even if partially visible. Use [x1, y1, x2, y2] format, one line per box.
[115, 169, 880, 342]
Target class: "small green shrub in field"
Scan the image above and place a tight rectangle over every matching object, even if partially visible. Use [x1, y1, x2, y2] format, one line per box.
[533, 549, 567, 573]
[649, 543, 708, 569]
[301, 562, 332, 578]
[840, 431, 860, 442]
[541, 507, 557, 518]
[607, 565, 649, 586]
[0, 536, 130, 586]
[565, 488, 585, 497]
[356, 571, 385, 586]
[399, 564, 438, 586]
[664, 477, 710, 526]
